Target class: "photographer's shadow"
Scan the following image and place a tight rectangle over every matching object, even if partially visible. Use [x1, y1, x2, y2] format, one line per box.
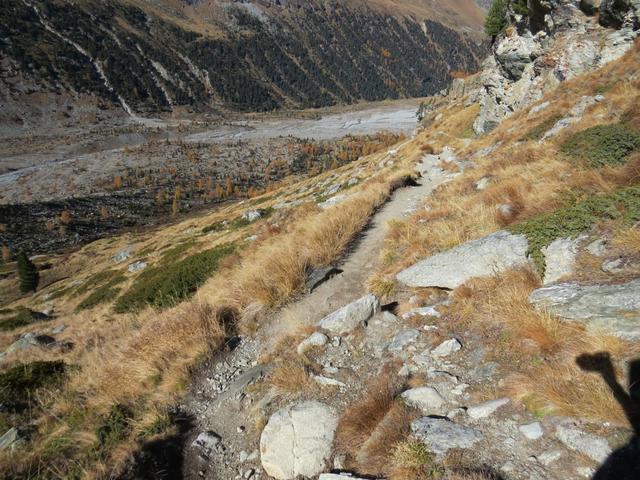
[576, 352, 640, 480]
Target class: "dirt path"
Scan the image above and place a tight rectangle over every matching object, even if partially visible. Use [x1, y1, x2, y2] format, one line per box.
[179, 151, 457, 480]
[265, 153, 455, 342]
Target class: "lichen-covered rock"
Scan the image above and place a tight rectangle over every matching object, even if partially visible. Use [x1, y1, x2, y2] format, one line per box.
[260, 401, 337, 480]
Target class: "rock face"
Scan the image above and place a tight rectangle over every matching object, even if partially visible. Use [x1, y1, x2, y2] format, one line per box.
[396, 231, 530, 289]
[431, 338, 463, 358]
[471, 1, 638, 135]
[260, 401, 338, 480]
[411, 417, 484, 455]
[529, 279, 640, 339]
[318, 294, 380, 334]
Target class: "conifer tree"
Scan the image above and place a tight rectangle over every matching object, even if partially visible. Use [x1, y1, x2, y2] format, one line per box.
[484, 0, 508, 37]
[17, 251, 39, 293]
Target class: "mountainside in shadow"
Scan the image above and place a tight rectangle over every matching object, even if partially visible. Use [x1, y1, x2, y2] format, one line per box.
[0, 0, 487, 128]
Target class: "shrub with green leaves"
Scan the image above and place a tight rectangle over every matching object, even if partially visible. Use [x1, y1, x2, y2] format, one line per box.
[0, 307, 49, 331]
[93, 404, 133, 457]
[561, 123, 640, 167]
[114, 243, 235, 313]
[509, 185, 640, 273]
[485, 0, 508, 36]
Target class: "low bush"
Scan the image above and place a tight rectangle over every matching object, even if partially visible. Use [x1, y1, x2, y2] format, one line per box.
[114, 243, 236, 312]
[92, 404, 134, 458]
[509, 185, 640, 273]
[75, 275, 126, 312]
[0, 361, 67, 412]
[561, 123, 640, 167]
[520, 114, 562, 141]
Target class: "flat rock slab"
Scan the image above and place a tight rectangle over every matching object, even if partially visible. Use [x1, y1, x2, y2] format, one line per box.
[467, 397, 510, 419]
[318, 294, 380, 334]
[411, 417, 484, 455]
[260, 401, 338, 480]
[542, 236, 583, 285]
[396, 231, 530, 289]
[529, 279, 640, 340]
[556, 423, 611, 463]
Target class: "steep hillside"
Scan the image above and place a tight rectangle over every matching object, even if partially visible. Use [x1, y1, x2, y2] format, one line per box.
[0, 0, 486, 131]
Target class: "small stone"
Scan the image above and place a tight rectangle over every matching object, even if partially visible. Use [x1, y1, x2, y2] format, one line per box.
[466, 397, 509, 419]
[475, 177, 491, 191]
[297, 332, 329, 355]
[311, 374, 346, 388]
[401, 306, 441, 319]
[244, 468, 255, 479]
[519, 422, 544, 440]
[537, 449, 562, 465]
[431, 338, 462, 358]
[240, 451, 249, 462]
[333, 453, 347, 470]
[601, 258, 625, 273]
[586, 238, 607, 256]
[192, 431, 221, 451]
[401, 387, 448, 415]
[128, 260, 147, 273]
[237, 425, 246, 433]
[387, 329, 420, 353]
[242, 210, 262, 222]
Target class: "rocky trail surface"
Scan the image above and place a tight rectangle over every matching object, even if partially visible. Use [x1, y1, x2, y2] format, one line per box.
[176, 147, 629, 480]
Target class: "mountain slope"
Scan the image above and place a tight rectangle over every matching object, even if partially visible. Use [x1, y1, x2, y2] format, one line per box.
[0, 0, 487, 129]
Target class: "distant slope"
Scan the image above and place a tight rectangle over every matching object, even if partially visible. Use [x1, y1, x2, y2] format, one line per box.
[0, 0, 487, 127]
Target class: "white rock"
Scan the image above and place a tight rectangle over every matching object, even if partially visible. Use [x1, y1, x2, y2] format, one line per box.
[318, 294, 380, 334]
[537, 449, 563, 465]
[586, 238, 607, 256]
[466, 397, 510, 419]
[474, 177, 491, 191]
[192, 431, 221, 451]
[401, 306, 441, 319]
[519, 422, 544, 440]
[396, 231, 530, 289]
[242, 210, 262, 222]
[555, 423, 611, 463]
[128, 260, 147, 273]
[401, 387, 448, 415]
[260, 401, 338, 480]
[542, 236, 584, 284]
[311, 374, 346, 388]
[296, 332, 329, 355]
[431, 338, 462, 358]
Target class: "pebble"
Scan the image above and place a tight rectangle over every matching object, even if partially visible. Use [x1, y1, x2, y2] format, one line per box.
[519, 422, 544, 440]
[431, 338, 462, 358]
[466, 397, 509, 419]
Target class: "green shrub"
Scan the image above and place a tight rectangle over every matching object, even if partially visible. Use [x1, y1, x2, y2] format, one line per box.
[73, 269, 123, 298]
[561, 123, 640, 167]
[0, 361, 67, 411]
[114, 243, 236, 313]
[509, 186, 640, 273]
[75, 278, 125, 312]
[17, 251, 39, 293]
[521, 114, 563, 141]
[0, 307, 49, 331]
[512, 0, 529, 15]
[484, 0, 508, 37]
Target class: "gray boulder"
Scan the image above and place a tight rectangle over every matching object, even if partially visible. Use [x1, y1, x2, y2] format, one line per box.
[318, 294, 380, 334]
[5, 332, 55, 354]
[113, 247, 133, 263]
[401, 387, 448, 415]
[431, 338, 463, 358]
[0, 427, 29, 451]
[192, 431, 222, 452]
[411, 417, 484, 455]
[242, 210, 262, 222]
[519, 422, 544, 440]
[396, 231, 530, 289]
[128, 260, 147, 273]
[494, 32, 543, 81]
[556, 423, 611, 463]
[297, 332, 329, 355]
[387, 329, 420, 353]
[529, 279, 640, 339]
[260, 401, 337, 480]
[305, 266, 341, 292]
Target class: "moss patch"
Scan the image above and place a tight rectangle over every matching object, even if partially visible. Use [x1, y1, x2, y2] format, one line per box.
[509, 186, 640, 273]
[114, 243, 236, 313]
[75, 273, 126, 312]
[561, 123, 640, 167]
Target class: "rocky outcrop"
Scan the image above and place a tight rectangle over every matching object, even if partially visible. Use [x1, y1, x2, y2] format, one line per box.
[411, 417, 484, 455]
[260, 401, 338, 480]
[472, 0, 639, 135]
[529, 279, 640, 339]
[396, 231, 530, 289]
